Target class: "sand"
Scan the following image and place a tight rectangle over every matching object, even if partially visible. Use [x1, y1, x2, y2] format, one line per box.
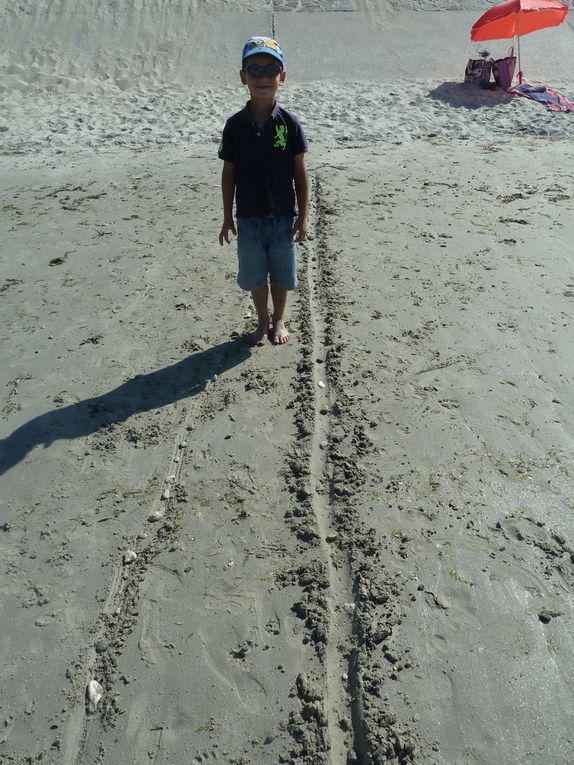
[1, 1, 574, 763]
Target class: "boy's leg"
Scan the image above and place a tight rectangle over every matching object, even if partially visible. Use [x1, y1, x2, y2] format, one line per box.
[250, 284, 270, 346]
[268, 218, 297, 345]
[237, 219, 270, 346]
[270, 283, 289, 344]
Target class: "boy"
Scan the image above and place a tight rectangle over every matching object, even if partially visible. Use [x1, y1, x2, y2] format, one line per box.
[218, 36, 309, 347]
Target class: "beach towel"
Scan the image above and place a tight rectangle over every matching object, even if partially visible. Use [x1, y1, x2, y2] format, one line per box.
[510, 84, 574, 113]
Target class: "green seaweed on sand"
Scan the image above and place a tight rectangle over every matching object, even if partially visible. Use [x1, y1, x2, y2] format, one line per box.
[195, 718, 216, 734]
[449, 569, 473, 586]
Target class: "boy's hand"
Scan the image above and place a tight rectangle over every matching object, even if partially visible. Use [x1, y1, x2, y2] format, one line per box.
[292, 215, 307, 243]
[219, 219, 237, 246]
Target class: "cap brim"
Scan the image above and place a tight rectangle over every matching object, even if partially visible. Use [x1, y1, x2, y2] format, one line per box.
[242, 48, 284, 66]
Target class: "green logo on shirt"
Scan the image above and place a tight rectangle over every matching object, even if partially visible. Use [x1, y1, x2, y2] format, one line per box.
[274, 125, 287, 150]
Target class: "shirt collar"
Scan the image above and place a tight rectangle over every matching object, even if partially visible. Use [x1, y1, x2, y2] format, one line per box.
[240, 101, 281, 124]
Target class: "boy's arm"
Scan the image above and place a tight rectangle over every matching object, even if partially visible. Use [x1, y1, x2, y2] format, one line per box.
[293, 153, 309, 243]
[219, 160, 237, 246]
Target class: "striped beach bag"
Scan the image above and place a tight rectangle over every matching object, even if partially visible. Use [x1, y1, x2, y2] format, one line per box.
[464, 58, 493, 88]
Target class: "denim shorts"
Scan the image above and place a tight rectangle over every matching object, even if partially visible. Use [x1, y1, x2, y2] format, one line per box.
[236, 216, 297, 292]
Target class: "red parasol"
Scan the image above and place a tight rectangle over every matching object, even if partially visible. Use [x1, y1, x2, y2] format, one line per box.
[471, 0, 569, 83]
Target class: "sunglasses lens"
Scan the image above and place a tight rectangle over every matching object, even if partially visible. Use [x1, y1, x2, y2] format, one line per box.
[246, 63, 281, 78]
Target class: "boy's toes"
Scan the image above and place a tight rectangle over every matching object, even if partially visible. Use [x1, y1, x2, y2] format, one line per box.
[273, 321, 290, 344]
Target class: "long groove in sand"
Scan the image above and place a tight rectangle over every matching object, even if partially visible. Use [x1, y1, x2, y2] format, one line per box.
[68, 390, 206, 765]
[307, 181, 354, 764]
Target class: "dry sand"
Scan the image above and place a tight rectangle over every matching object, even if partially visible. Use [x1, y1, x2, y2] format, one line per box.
[2, 1, 574, 764]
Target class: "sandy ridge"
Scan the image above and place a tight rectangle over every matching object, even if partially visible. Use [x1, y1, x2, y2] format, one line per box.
[3, 81, 573, 159]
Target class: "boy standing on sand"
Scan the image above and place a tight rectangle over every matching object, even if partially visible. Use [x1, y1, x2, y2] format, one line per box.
[218, 36, 309, 346]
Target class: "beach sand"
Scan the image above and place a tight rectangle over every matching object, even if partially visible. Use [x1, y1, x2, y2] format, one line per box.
[1, 1, 574, 763]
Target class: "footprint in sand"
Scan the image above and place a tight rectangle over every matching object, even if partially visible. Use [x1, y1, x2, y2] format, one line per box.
[192, 749, 218, 763]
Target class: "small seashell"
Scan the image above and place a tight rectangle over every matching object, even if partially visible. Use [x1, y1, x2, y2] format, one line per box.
[137, 532, 148, 540]
[86, 680, 103, 710]
[317, 381, 326, 388]
[227, 560, 235, 568]
[123, 550, 137, 564]
[212, 374, 218, 381]
[148, 511, 164, 523]
[319, 405, 330, 415]
[342, 672, 348, 682]
[173, 456, 180, 463]
[179, 441, 188, 449]
[325, 532, 339, 543]
[167, 475, 176, 483]
[162, 488, 170, 500]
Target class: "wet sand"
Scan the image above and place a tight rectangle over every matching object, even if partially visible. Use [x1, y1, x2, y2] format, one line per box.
[2, 1, 574, 763]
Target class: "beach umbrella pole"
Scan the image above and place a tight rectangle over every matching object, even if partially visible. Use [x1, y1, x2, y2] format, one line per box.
[516, 17, 523, 83]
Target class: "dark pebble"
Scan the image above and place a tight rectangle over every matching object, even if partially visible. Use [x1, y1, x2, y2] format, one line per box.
[95, 639, 109, 654]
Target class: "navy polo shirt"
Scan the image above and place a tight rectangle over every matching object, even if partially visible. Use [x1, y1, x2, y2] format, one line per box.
[218, 102, 308, 219]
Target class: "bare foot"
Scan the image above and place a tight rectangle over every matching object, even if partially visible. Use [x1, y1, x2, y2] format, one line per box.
[250, 321, 269, 347]
[273, 319, 290, 345]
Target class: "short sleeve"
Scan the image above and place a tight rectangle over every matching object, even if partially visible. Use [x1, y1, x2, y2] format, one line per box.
[218, 120, 234, 162]
[291, 118, 308, 155]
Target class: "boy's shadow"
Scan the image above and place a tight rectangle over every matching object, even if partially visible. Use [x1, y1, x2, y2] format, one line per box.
[0, 339, 251, 476]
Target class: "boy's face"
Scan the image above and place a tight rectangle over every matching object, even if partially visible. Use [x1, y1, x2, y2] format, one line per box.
[240, 53, 286, 103]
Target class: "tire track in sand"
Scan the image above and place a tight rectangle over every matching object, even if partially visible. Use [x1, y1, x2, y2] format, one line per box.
[287, 173, 419, 765]
[314, 170, 419, 765]
[285, 175, 364, 764]
[64, 373, 219, 765]
[304, 180, 357, 764]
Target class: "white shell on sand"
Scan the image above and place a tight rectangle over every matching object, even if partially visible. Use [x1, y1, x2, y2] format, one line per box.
[162, 488, 170, 500]
[87, 679, 103, 710]
[167, 474, 176, 483]
[123, 550, 137, 564]
[318, 381, 326, 388]
[179, 441, 188, 449]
